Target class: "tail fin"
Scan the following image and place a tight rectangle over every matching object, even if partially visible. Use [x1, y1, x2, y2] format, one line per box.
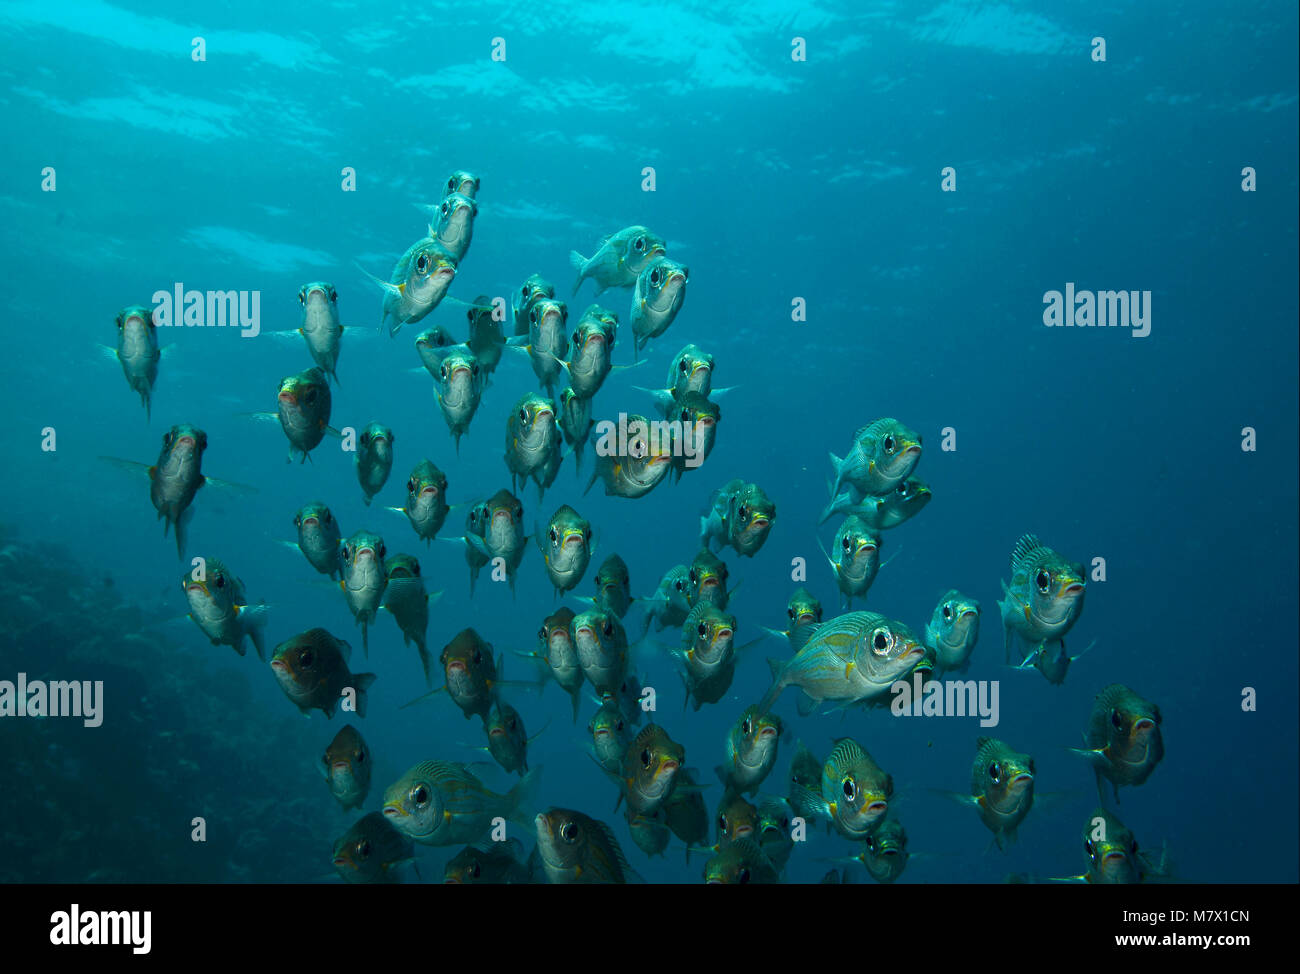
[507, 765, 543, 825]
[240, 602, 270, 661]
[353, 673, 377, 718]
[569, 251, 587, 296]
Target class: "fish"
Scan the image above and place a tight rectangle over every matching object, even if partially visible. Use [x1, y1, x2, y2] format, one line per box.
[637, 342, 729, 413]
[381, 760, 539, 846]
[584, 413, 675, 499]
[180, 556, 268, 660]
[686, 548, 735, 610]
[642, 565, 692, 635]
[512, 273, 554, 338]
[630, 256, 689, 359]
[787, 742, 824, 822]
[663, 768, 710, 860]
[434, 346, 484, 453]
[362, 236, 457, 336]
[627, 806, 672, 859]
[592, 553, 635, 619]
[534, 808, 635, 884]
[460, 499, 492, 596]
[822, 515, 881, 609]
[481, 699, 543, 776]
[611, 724, 685, 816]
[819, 419, 923, 524]
[295, 282, 345, 383]
[270, 628, 376, 718]
[443, 838, 533, 885]
[997, 533, 1086, 664]
[703, 837, 779, 884]
[424, 191, 477, 263]
[758, 611, 927, 717]
[332, 812, 414, 884]
[858, 815, 910, 884]
[963, 736, 1036, 850]
[699, 479, 775, 557]
[321, 724, 371, 811]
[108, 304, 161, 419]
[756, 797, 796, 873]
[443, 169, 480, 199]
[558, 388, 594, 475]
[924, 589, 981, 674]
[594, 673, 646, 729]
[355, 423, 394, 506]
[464, 489, 529, 594]
[535, 504, 594, 596]
[673, 602, 742, 711]
[572, 608, 629, 696]
[1071, 684, 1164, 802]
[522, 607, 585, 720]
[276, 366, 337, 463]
[565, 305, 620, 399]
[715, 706, 783, 796]
[465, 295, 506, 384]
[504, 393, 562, 501]
[715, 792, 760, 846]
[1012, 637, 1094, 685]
[791, 737, 893, 840]
[290, 502, 343, 579]
[388, 460, 450, 544]
[382, 553, 438, 686]
[101, 423, 220, 558]
[588, 706, 631, 773]
[339, 530, 388, 656]
[518, 297, 569, 394]
[822, 474, 932, 529]
[414, 324, 462, 375]
[1067, 808, 1169, 884]
[762, 587, 824, 654]
[437, 627, 505, 721]
[569, 226, 667, 296]
[667, 392, 721, 482]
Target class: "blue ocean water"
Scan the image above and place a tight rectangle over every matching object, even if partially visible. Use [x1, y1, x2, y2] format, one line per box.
[0, 0, 1295, 884]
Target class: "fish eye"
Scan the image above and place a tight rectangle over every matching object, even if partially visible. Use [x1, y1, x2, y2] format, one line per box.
[1110, 709, 1123, 729]
[681, 409, 690, 422]
[650, 269, 661, 286]
[214, 574, 225, 589]
[640, 748, 652, 769]
[688, 570, 697, 584]
[697, 623, 707, 637]
[736, 867, 750, 884]
[742, 717, 752, 735]
[942, 604, 953, 621]
[1036, 570, 1051, 594]
[560, 822, 578, 843]
[411, 784, 430, 807]
[163, 431, 174, 447]
[407, 478, 416, 492]
[471, 363, 481, 375]
[519, 408, 528, 423]
[865, 835, 876, 852]
[1084, 839, 1095, 857]
[305, 389, 317, 405]
[739, 505, 748, 521]
[416, 254, 430, 274]
[360, 432, 369, 446]
[440, 365, 448, 379]
[603, 619, 613, 636]
[299, 648, 314, 667]
[323, 510, 332, 523]
[472, 648, 482, 664]
[329, 288, 337, 301]
[616, 719, 624, 731]
[717, 813, 728, 831]
[448, 178, 456, 192]
[787, 607, 795, 619]
[871, 629, 892, 655]
[842, 777, 856, 800]
[529, 308, 539, 324]
[675, 580, 686, 592]
[635, 237, 645, 251]
[354, 749, 365, 763]
[357, 839, 371, 858]
[297, 291, 305, 305]
[883, 435, 895, 454]
[988, 763, 1001, 784]
[378, 543, 386, 558]
[549, 528, 558, 544]
[469, 862, 480, 878]
[571, 330, 580, 345]
[441, 201, 450, 216]
[678, 358, 689, 374]
[841, 536, 852, 552]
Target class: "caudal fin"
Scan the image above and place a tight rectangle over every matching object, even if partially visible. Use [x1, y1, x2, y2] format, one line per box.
[241, 602, 270, 661]
[352, 672, 377, 718]
[507, 765, 543, 825]
[569, 251, 588, 296]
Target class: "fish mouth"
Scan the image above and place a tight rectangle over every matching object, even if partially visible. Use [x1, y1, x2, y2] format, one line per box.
[648, 454, 672, 467]
[1133, 718, 1155, 736]
[381, 803, 406, 820]
[593, 727, 609, 739]
[699, 577, 719, 591]
[452, 365, 471, 378]
[420, 486, 439, 498]
[749, 517, 770, 530]
[562, 532, 585, 548]
[1060, 581, 1085, 597]
[575, 625, 595, 641]
[880, 848, 901, 857]
[443, 878, 462, 885]
[854, 541, 878, 557]
[301, 516, 319, 527]
[186, 582, 207, 596]
[1103, 851, 1128, 865]
[797, 612, 817, 625]
[307, 285, 330, 301]
[492, 510, 514, 528]
[1009, 773, 1034, 793]
[659, 759, 680, 775]
[331, 761, 351, 772]
[759, 725, 779, 739]
[331, 857, 352, 869]
[488, 727, 506, 738]
[732, 825, 754, 839]
[698, 416, 716, 428]
[715, 627, 734, 643]
[278, 391, 297, 405]
[865, 800, 888, 818]
[175, 436, 196, 451]
[584, 333, 606, 348]
[959, 609, 978, 620]
[447, 660, 466, 674]
[269, 659, 288, 673]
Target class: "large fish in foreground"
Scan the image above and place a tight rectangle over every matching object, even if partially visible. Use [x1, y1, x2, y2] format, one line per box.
[630, 256, 689, 359]
[699, 479, 775, 557]
[792, 737, 893, 840]
[382, 761, 539, 847]
[924, 590, 981, 674]
[535, 808, 636, 884]
[332, 812, 415, 884]
[355, 423, 394, 506]
[321, 724, 371, 811]
[504, 393, 562, 501]
[464, 489, 529, 594]
[1059, 808, 1169, 884]
[715, 706, 783, 796]
[435, 347, 485, 454]
[584, 413, 674, 499]
[382, 553, 440, 686]
[443, 839, 533, 885]
[180, 556, 268, 660]
[757, 611, 926, 717]
[535, 504, 594, 596]
[295, 282, 346, 383]
[956, 736, 1036, 851]
[270, 628, 376, 718]
[361, 236, 457, 336]
[387, 460, 451, 544]
[819, 419, 923, 524]
[997, 533, 1086, 663]
[275, 367, 338, 463]
[289, 502, 342, 578]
